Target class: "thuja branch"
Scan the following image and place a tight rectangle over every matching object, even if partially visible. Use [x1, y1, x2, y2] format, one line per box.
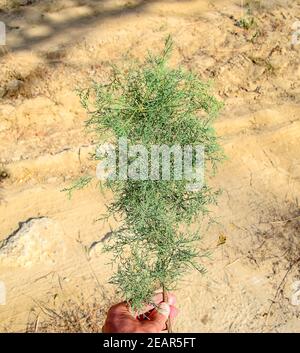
[79, 36, 224, 313]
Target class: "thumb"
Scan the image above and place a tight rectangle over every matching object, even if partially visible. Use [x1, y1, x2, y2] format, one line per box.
[143, 302, 170, 332]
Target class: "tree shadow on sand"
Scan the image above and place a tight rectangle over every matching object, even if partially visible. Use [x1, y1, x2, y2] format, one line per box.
[0, 0, 199, 54]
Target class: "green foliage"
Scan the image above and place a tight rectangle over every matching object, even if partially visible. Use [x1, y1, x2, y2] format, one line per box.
[79, 37, 224, 312]
[62, 176, 93, 199]
[235, 16, 256, 30]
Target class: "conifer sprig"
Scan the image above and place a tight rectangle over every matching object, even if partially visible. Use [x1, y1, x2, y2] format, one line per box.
[79, 37, 224, 312]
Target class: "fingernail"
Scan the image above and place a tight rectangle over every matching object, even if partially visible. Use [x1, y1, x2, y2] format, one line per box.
[157, 302, 170, 317]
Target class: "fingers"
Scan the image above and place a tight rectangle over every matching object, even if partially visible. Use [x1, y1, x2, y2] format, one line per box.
[141, 302, 170, 332]
[107, 301, 130, 316]
[170, 305, 179, 320]
[102, 302, 136, 333]
[141, 291, 176, 313]
[153, 291, 176, 306]
[148, 303, 178, 328]
[103, 296, 178, 333]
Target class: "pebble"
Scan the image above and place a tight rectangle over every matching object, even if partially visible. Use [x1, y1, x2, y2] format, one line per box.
[6, 79, 23, 94]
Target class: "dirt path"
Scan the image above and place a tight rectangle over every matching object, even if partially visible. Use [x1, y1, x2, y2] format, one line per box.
[0, 0, 300, 332]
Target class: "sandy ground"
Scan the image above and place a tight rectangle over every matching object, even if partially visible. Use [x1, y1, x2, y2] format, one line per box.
[0, 0, 300, 332]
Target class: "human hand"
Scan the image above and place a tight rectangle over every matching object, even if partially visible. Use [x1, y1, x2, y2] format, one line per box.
[102, 292, 178, 333]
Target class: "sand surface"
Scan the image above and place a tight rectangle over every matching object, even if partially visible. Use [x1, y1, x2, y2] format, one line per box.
[0, 0, 300, 332]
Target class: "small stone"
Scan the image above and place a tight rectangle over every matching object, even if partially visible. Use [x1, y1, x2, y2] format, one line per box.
[0, 170, 8, 179]
[6, 79, 23, 94]
[0, 217, 66, 268]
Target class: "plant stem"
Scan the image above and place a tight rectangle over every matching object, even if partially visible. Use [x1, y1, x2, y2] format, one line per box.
[163, 286, 172, 333]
